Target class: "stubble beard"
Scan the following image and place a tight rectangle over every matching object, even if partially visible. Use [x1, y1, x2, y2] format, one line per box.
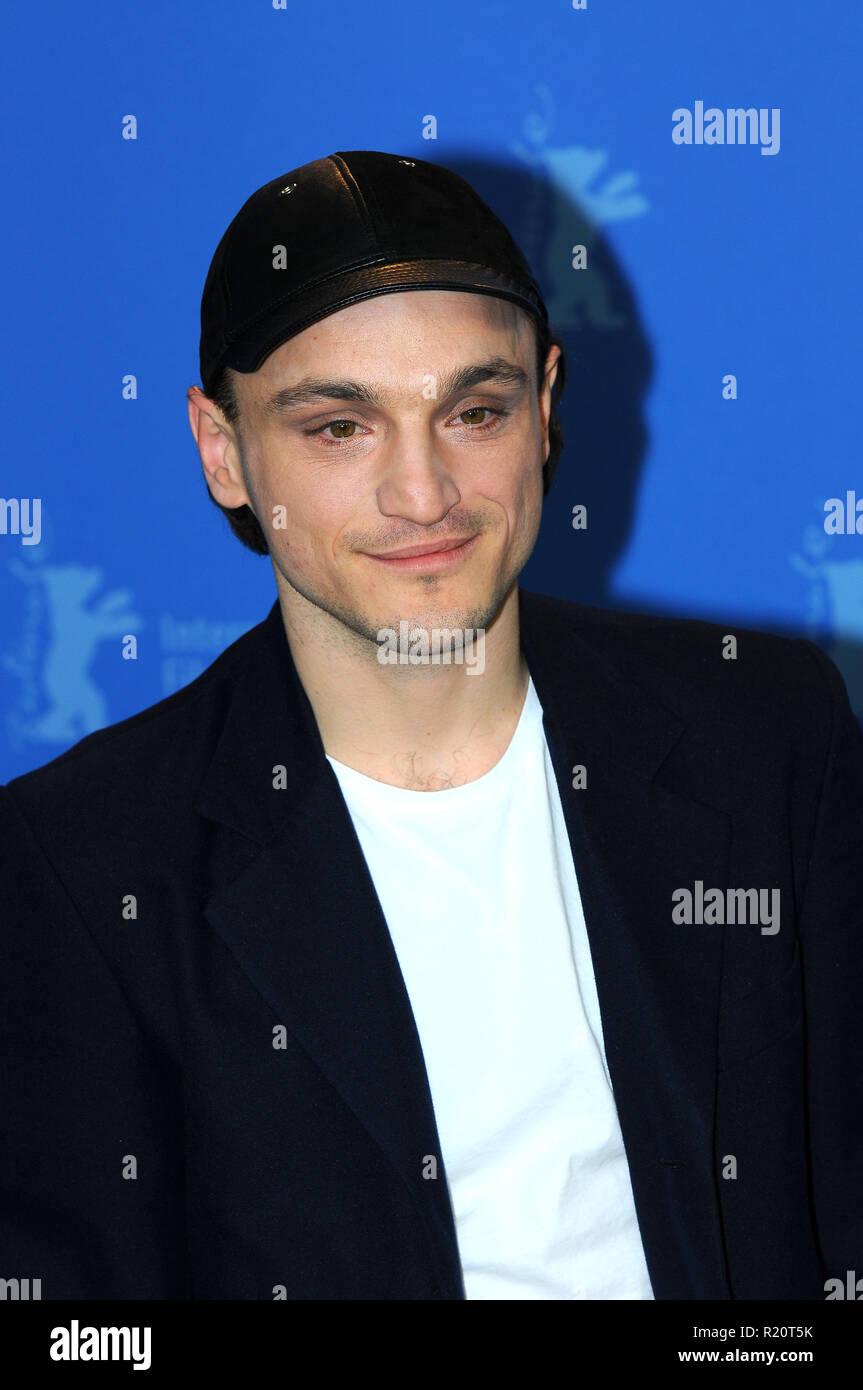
[272, 553, 517, 662]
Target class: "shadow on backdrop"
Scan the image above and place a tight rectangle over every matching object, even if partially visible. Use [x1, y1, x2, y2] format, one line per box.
[445, 149, 863, 727]
[447, 148, 652, 611]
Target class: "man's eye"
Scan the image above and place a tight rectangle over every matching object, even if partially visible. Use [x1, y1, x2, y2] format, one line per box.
[312, 419, 362, 440]
[302, 419, 367, 445]
[455, 406, 505, 430]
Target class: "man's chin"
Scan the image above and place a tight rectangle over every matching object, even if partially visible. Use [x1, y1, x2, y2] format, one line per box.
[356, 584, 514, 650]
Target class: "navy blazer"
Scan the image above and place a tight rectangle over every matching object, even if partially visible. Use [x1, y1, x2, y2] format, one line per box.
[2, 588, 861, 1299]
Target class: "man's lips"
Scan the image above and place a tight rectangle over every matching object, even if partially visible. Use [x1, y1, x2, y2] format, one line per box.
[359, 535, 478, 571]
[366, 537, 473, 559]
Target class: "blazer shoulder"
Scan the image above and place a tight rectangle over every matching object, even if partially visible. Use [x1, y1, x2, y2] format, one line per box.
[519, 587, 846, 734]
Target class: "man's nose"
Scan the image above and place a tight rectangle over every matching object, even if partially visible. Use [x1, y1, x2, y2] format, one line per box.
[375, 426, 462, 525]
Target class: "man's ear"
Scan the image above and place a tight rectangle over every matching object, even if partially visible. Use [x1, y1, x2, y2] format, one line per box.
[186, 385, 251, 509]
[539, 343, 561, 463]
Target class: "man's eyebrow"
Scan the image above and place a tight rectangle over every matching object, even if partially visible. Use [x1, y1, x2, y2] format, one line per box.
[258, 357, 531, 417]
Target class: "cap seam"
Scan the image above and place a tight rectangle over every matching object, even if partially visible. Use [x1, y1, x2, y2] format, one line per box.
[217, 201, 251, 342]
[340, 153, 392, 240]
[330, 153, 381, 250]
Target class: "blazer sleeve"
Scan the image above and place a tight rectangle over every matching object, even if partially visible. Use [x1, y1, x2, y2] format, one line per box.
[0, 786, 188, 1299]
[795, 639, 863, 1281]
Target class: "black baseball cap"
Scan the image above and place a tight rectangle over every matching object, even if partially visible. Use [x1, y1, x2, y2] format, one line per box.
[199, 149, 548, 398]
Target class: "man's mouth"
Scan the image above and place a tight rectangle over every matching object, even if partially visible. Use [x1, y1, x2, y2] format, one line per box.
[360, 535, 479, 573]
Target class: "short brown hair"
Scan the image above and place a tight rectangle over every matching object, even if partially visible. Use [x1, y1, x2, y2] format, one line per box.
[204, 303, 566, 556]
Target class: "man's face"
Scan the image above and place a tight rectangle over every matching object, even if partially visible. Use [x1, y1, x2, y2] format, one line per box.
[222, 289, 559, 647]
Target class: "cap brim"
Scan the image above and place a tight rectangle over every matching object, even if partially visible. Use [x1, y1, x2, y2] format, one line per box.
[222, 259, 547, 377]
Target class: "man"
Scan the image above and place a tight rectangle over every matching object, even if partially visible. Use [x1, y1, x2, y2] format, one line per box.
[1, 150, 861, 1300]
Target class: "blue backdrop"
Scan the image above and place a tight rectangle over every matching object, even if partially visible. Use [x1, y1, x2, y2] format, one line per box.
[2, 0, 861, 781]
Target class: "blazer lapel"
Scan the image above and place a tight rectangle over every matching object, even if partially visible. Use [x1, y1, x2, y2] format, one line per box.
[519, 589, 732, 1298]
[194, 601, 465, 1297]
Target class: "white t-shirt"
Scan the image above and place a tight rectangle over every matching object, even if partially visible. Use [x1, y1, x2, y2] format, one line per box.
[326, 676, 654, 1300]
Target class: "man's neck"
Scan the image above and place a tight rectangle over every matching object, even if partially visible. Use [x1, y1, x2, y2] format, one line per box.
[276, 582, 529, 791]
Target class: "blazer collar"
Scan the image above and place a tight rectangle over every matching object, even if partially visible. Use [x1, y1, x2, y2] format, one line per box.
[194, 597, 330, 846]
